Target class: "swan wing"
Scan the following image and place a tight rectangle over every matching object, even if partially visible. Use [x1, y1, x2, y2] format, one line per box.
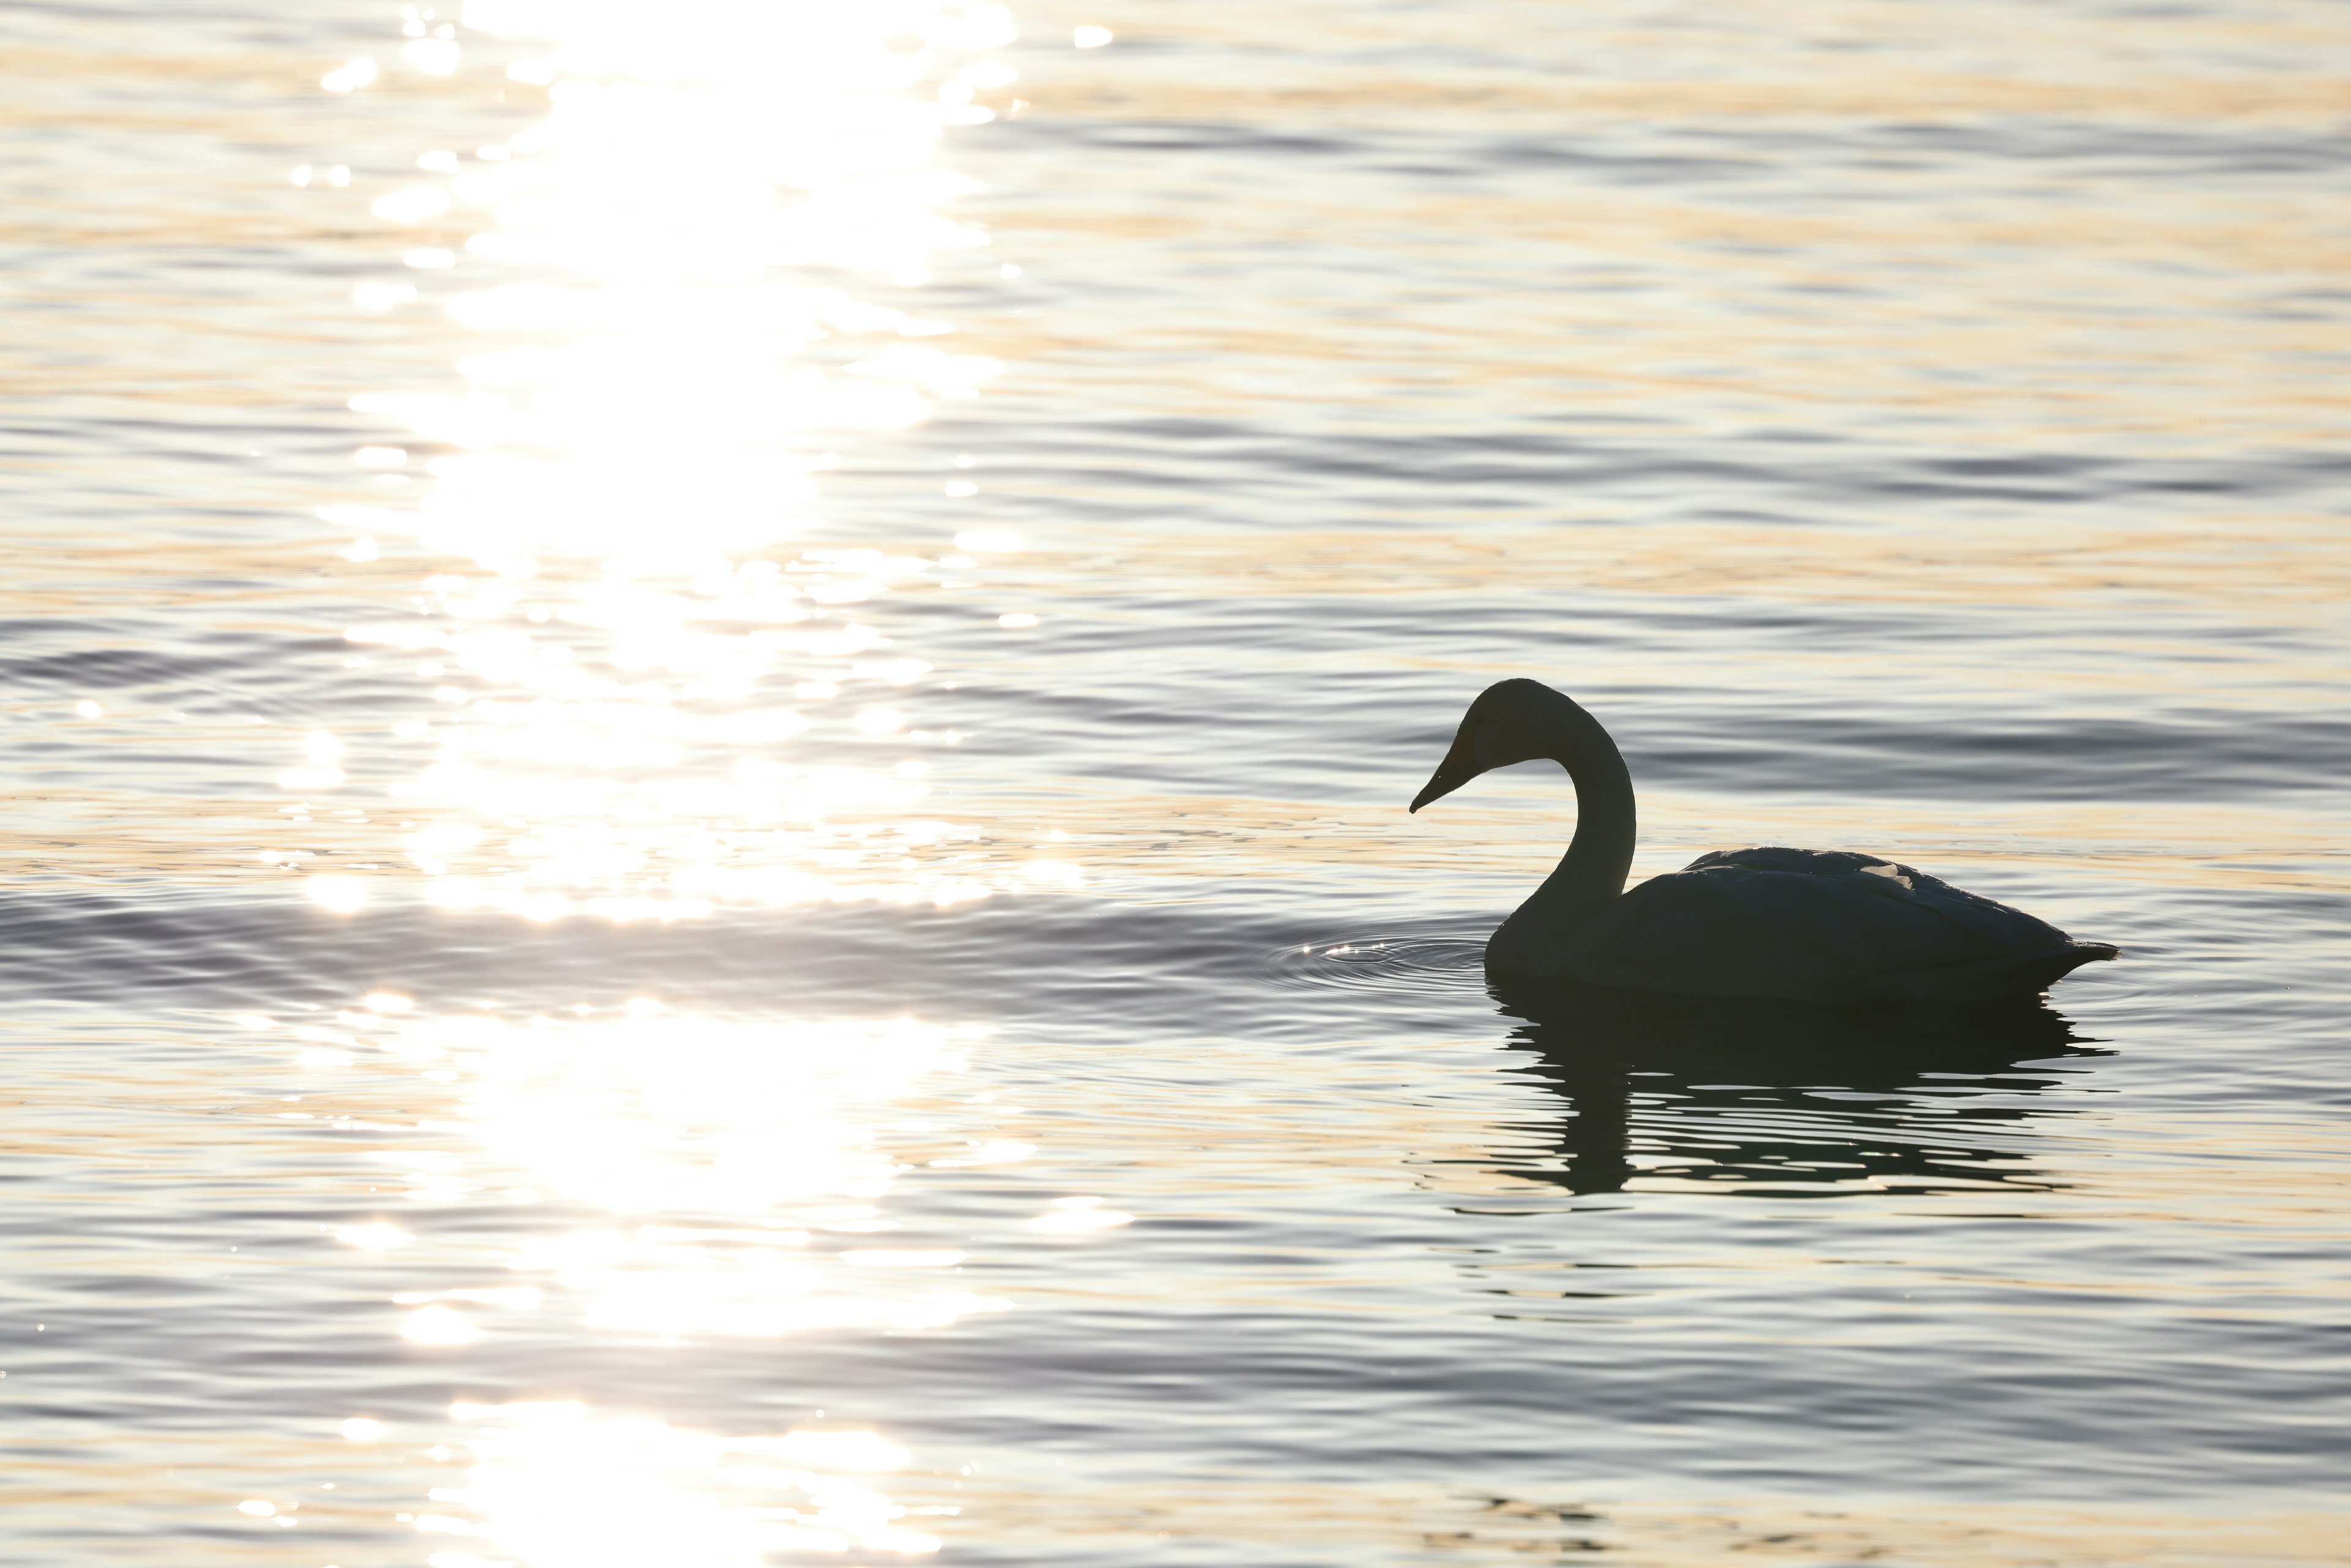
[1560, 846, 2104, 1001]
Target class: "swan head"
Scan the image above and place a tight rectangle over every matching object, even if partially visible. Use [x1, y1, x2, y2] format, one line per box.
[1409, 678, 1564, 812]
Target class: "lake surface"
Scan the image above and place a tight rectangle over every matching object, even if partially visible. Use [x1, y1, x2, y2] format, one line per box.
[2, 1, 2347, 1564]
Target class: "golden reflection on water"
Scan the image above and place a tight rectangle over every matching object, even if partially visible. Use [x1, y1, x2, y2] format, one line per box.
[309, 0, 1044, 920]
[274, 988, 1024, 1561]
[866, 1465, 2351, 1568]
[412, 1401, 947, 1566]
[287, 995, 1014, 1344]
[282, 9, 1049, 1555]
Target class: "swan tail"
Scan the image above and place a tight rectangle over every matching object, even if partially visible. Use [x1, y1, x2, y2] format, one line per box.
[1865, 941, 2120, 1002]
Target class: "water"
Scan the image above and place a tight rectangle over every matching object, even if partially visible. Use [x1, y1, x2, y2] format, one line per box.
[2, 1, 2347, 1563]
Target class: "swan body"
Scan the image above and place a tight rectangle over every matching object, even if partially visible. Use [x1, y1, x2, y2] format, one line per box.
[1411, 679, 2118, 1002]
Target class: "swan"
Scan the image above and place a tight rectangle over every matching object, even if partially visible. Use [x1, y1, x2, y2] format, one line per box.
[1410, 679, 2118, 1001]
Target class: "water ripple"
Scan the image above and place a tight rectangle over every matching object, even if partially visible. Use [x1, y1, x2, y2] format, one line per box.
[1261, 932, 1491, 996]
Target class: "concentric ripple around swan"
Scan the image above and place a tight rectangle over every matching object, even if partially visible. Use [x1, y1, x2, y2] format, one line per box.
[1261, 934, 1491, 996]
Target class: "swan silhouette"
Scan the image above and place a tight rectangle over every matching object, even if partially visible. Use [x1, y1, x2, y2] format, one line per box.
[1411, 680, 2118, 1001]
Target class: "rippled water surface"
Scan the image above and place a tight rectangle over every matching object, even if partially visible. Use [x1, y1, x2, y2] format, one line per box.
[4, 1, 2349, 1564]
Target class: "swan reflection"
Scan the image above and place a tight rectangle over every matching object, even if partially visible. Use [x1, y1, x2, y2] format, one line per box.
[1483, 983, 2107, 1197]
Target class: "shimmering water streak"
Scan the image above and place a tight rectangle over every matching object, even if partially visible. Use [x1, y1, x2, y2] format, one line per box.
[300, 0, 1064, 923]
[289, 7, 1071, 1558]
[285, 994, 1019, 1343]
[271, 986, 1029, 1564]
[430, 1404, 948, 1562]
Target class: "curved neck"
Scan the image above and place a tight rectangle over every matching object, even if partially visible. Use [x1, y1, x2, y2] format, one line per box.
[1487, 693, 1636, 971]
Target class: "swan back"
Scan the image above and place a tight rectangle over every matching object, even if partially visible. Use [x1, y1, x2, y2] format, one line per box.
[1554, 846, 2115, 1001]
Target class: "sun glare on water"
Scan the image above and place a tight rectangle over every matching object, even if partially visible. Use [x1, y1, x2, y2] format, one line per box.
[304, 992, 1024, 1558]
[337, 1001, 1010, 1341]
[418, 1402, 946, 1564]
[305, 0, 1056, 921]
[272, 6, 1082, 1558]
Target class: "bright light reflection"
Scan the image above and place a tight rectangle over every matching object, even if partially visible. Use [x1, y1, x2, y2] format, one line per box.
[421, 1401, 944, 1564]
[345, 0, 1004, 567]
[317, 1, 1056, 918]
[343, 1002, 1011, 1338]
[335, 1221, 416, 1250]
[301, 3, 1051, 1538]
[1029, 1195, 1134, 1233]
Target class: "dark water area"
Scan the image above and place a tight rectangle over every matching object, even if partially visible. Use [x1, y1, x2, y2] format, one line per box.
[2, 1, 2347, 1564]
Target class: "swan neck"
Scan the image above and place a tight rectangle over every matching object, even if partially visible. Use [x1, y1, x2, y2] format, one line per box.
[1490, 696, 1636, 967]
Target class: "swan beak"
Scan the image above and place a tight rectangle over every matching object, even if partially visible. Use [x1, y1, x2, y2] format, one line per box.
[1410, 743, 1477, 814]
